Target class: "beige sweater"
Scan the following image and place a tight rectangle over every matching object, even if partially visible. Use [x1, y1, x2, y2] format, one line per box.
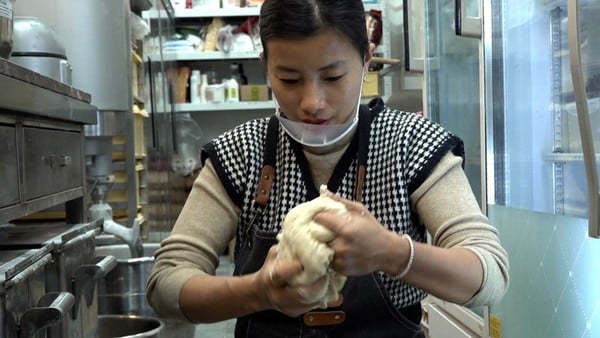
[147, 148, 509, 322]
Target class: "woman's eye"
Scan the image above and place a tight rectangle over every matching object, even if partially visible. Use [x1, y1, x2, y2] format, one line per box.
[279, 78, 299, 84]
[325, 75, 344, 82]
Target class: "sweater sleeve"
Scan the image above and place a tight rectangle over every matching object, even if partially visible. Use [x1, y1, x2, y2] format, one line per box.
[146, 159, 240, 321]
[410, 152, 510, 307]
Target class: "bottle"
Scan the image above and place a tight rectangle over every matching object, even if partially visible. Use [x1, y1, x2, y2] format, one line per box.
[226, 64, 241, 102]
[190, 70, 201, 103]
[200, 73, 208, 103]
[231, 63, 247, 85]
[226, 76, 239, 103]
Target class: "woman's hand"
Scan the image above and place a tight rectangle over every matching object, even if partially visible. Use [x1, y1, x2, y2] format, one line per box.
[256, 245, 343, 317]
[314, 191, 395, 276]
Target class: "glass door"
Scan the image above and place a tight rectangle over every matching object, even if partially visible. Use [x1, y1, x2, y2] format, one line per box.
[422, 0, 489, 333]
[423, 0, 484, 207]
[485, 0, 600, 232]
[484, 0, 600, 337]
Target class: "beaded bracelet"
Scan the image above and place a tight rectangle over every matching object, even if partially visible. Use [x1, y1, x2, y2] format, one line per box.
[391, 234, 414, 280]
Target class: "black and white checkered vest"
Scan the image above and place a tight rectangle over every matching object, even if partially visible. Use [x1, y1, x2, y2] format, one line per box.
[202, 99, 464, 309]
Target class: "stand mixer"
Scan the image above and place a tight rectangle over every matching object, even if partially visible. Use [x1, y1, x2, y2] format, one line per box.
[85, 135, 143, 258]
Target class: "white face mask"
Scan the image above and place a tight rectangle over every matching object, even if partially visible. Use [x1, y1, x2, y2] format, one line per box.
[275, 70, 365, 148]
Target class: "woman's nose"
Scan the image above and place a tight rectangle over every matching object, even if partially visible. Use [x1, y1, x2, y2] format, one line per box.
[300, 82, 326, 115]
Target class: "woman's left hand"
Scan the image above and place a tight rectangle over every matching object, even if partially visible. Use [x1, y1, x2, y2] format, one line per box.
[314, 192, 394, 276]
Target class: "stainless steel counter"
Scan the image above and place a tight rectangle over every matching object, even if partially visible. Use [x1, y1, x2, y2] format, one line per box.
[0, 58, 97, 224]
[0, 58, 96, 124]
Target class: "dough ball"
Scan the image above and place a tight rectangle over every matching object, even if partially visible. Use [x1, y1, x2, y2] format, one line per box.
[276, 193, 348, 308]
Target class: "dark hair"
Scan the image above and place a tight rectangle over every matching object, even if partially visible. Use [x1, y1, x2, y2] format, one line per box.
[259, 0, 369, 63]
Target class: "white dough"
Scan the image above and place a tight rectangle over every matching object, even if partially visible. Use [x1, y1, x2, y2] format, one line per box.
[275, 191, 348, 309]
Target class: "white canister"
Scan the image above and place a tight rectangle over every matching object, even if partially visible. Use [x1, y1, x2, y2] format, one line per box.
[205, 83, 226, 103]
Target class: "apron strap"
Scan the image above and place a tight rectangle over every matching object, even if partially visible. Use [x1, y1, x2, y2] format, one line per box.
[253, 116, 279, 208]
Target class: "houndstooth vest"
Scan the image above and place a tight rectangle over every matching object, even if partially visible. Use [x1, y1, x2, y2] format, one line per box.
[201, 98, 464, 309]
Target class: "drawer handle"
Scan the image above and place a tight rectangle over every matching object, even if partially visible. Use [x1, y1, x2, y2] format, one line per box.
[44, 155, 72, 168]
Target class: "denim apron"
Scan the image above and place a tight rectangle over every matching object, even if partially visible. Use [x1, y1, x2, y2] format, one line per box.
[233, 103, 425, 338]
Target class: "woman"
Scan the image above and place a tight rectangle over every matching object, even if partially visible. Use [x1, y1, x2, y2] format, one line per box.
[146, 0, 509, 337]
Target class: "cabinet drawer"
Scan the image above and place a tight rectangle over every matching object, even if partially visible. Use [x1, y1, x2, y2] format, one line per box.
[0, 125, 19, 208]
[22, 128, 83, 200]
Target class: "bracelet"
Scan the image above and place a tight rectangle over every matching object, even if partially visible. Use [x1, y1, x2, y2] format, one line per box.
[391, 234, 414, 280]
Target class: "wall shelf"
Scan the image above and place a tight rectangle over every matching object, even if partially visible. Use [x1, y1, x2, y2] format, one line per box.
[143, 6, 261, 19]
[143, 3, 381, 19]
[149, 50, 260, 62]
[154, 101, 274, 113]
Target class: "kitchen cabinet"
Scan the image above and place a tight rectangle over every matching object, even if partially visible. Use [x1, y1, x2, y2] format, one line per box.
[13, 0, 144, 231]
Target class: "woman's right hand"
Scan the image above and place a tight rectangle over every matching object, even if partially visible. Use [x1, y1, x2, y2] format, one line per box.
[256, 245, 341, 317]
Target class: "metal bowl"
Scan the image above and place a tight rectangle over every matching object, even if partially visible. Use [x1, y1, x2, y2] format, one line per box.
[95, 243, 197, 338]
[12, 16, 66, 57]
[97, 315, 164, 338]
[10, 16, 72, 84]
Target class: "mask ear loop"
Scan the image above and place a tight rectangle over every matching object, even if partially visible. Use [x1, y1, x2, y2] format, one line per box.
[354, 67, 368, 203]
[354, 105, 369, 203]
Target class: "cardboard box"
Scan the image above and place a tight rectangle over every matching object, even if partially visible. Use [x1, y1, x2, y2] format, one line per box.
[240, 84, 270, 101]
[361, 71, 380, 98]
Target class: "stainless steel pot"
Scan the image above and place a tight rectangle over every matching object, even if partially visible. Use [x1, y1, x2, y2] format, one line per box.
[95, 243, 197, 338]
[10, 16, 72, 84]
[0, 0, 14, 59]
[97, 315, 163, 338]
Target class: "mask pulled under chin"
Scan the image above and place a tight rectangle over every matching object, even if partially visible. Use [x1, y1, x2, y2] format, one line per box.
[273, 69, 365, 148]
[275, 111, 358, 148]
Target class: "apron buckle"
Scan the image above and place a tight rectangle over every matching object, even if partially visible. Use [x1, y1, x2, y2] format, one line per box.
[303, 310, 345, 326]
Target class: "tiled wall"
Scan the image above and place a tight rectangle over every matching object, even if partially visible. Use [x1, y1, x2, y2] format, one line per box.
[488, 205, 600, 338]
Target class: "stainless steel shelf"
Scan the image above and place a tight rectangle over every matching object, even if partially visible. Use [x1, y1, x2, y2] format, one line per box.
[544, 152, 600, 162]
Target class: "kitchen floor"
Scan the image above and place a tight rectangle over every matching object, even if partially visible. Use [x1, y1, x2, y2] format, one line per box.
[193, 255, 236, 338]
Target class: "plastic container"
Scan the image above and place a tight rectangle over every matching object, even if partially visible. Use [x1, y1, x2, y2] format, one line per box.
[200, 73, 208, 103]
[190, 70, 201, 103]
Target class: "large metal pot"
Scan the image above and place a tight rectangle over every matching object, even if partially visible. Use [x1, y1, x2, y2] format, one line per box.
[95, 243, 196, 338]
[10, 16, 72, 84]
[97, 315, 163, 338]
[0, 0, 14, 59]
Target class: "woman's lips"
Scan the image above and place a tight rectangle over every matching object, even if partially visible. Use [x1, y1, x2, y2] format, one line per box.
[302, 119, 328, 125]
